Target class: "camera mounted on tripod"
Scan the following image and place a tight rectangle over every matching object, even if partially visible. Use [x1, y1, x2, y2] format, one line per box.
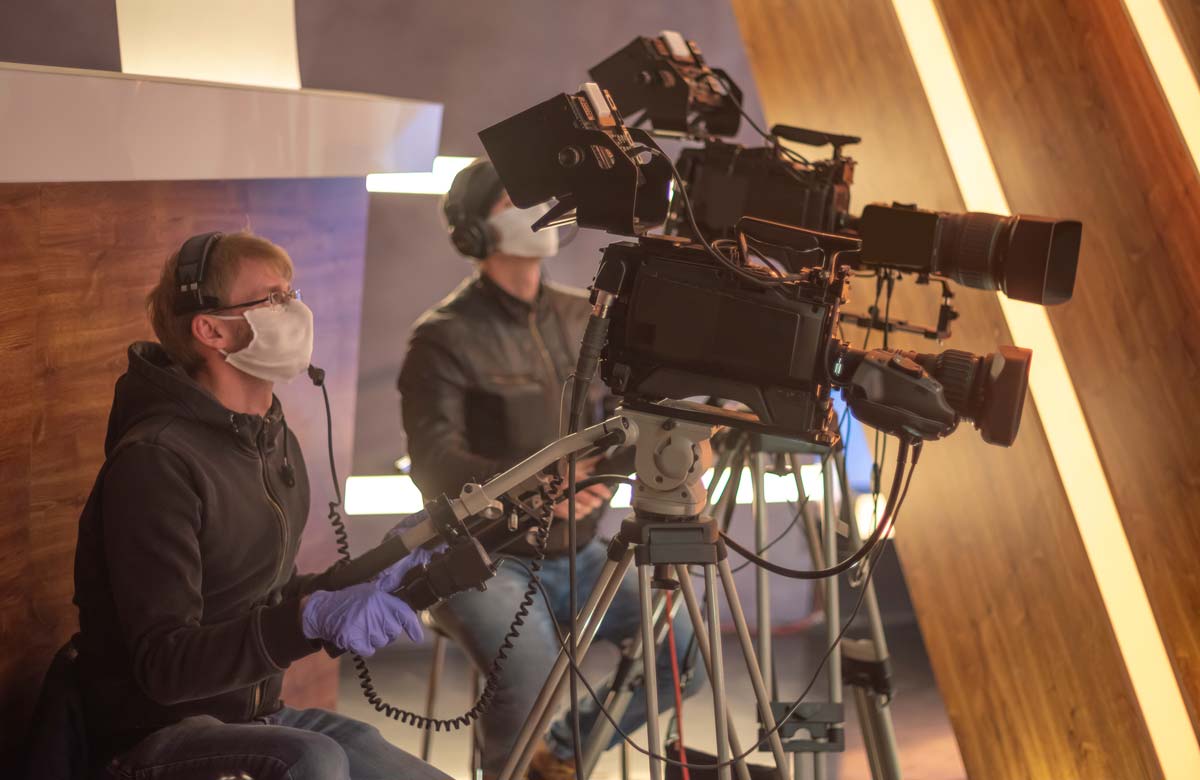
[479, 73, 1078, 448]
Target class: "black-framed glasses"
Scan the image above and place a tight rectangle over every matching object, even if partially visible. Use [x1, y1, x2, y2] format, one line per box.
[207, 289, 302, 313]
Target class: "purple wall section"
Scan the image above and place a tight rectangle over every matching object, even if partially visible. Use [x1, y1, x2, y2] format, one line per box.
[294, 0, 767, 155]
[0, 0, 121, 71]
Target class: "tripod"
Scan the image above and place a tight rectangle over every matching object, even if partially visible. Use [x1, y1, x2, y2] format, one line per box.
[350, 405, 905, 780]
[499, 405, 794, 780]
[709, 430, 902, 780]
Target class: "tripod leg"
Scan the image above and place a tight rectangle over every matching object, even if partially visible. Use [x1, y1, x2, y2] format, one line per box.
[716, 559, 793, 780]
[704, 564, 733, 780]
[833, 450, 902, 780]
[812, 457, 843, 780]
[500, 548, 635, 780]
[638, 565, 665, 780]
[796, 753, 814, 780]
[748, 451, 773, 700]
[579, 592, 673, 777]
[707, 436, 740, 507]
[673, 566, 753, 780]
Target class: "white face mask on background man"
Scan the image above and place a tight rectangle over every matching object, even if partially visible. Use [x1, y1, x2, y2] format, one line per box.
[487, 202, 559, 259]
[214, 298, 314, 384]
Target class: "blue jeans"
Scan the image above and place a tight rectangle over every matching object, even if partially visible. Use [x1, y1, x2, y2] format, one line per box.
[108, 707, 449, 780]
[431, 538, 705, 776]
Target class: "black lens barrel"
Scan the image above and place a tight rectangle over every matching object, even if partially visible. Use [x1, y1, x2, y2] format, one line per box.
[912, 345, 1032, 446]
[858, 203, 1081, 306]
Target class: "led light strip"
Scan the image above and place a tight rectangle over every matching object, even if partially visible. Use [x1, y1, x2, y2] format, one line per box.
[889, 1, 1200, 776]
[115, 0, 302, 89]
[1121, 0, 1200, 174]
[366, 156, 476, 194]
[345, 466, 830, 516]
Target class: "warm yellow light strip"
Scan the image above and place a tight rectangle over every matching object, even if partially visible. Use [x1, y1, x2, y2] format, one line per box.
[1121, 0, 1200, 174]
[890, 1, 1200, 775]
[115, 0, 302, 89]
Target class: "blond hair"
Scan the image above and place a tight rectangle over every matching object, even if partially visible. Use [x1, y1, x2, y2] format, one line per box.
[146, 232, 294, 372]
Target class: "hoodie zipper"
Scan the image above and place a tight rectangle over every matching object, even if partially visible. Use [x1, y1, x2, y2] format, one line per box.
[253, 425, 287, 719]
[258, 428, 289, 589]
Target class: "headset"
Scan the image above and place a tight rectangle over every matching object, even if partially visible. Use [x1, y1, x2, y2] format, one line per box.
[446, 202, 494, 260]
[444, 160, 507, 260]
[174, 231, 224, 313]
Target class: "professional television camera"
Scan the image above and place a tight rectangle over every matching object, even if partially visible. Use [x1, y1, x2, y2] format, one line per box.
[479, 82, 1077, 449]
[590, 30, 1081, 321]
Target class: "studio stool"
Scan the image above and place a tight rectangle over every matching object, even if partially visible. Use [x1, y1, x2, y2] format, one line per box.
[421, 612, 481, 780]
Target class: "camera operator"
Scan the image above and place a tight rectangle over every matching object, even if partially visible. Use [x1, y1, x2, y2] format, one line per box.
[398, 159, 704, 780]
[71, 233, 450, 780]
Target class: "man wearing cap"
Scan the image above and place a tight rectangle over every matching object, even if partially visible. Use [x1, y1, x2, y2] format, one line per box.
[397, 159, 704, 780]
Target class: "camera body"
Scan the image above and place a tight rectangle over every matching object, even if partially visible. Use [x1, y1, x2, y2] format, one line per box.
[596, 234, 845, 441]
[588, 31, 743, 137]
[671, 139, 855, 240]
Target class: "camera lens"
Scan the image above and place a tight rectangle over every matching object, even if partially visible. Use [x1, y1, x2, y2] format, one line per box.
[858, 204, 1081, 305]
[938, 213, 1081, 305]
[912, 346, 1032, 446]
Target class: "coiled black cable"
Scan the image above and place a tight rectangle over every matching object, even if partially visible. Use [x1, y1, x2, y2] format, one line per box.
[351, 495, 553, 731]
[312, 365, 558, 732]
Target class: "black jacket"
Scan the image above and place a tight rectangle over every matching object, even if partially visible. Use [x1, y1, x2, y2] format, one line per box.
[73, 342, 327, 757]
[399, 273, 609, 557]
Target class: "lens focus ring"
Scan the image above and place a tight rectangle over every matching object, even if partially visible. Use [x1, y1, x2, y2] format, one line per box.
[932, 349, 979, 417]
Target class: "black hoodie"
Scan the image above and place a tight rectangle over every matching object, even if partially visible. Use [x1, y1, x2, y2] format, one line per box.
[73, 342, 328, 757]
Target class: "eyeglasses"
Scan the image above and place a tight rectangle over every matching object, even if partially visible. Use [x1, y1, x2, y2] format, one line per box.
[208, 289, 302, 313]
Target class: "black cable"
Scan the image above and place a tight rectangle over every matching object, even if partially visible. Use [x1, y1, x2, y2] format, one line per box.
[312, 368, 563, 733]
[351, 502, 553, 732]
[729, 492, 811, 575]
[647, 147, 812, 290]
[502, 456, 914, 771]
[558, 474, 636, 496]
[711, 71, 811, 167]
[720, 438, 910, 580]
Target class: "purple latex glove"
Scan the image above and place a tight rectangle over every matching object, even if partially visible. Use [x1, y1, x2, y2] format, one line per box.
[386, 509, 448, 557]
[385, 509, 430, 541]
[302, 555, 426, 657]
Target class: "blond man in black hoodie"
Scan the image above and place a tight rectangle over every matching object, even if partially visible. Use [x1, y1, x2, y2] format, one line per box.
[72, 233, 448, 780]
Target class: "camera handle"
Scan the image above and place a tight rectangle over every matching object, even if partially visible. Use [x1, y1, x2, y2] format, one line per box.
[317, 414, 638, 596]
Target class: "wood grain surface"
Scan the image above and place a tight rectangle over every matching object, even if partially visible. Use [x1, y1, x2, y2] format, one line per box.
[731, 0, 1162, 777]
[937, 0, 1200, 738]
[1163, 0, 1200, 79]
[0, 178, 368, 768]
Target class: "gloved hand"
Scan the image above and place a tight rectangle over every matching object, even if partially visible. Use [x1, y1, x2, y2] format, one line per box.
[302, 554, 426, 657]
[386, 510, 448, 560]
[385, 509, 431, 541]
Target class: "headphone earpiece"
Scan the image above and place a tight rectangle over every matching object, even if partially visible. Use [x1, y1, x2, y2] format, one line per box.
[446, 203, 493, 260]
[174, 231, 224, 314]
[451, 219, 493, 260]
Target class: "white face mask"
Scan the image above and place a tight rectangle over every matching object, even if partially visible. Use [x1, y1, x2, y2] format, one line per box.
[214, 300, 314, 384]
[488, 203, 559, 259]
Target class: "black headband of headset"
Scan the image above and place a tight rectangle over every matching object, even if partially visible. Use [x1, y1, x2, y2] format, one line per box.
[443, 160, 504, 230]
[174, 231, 224, 314]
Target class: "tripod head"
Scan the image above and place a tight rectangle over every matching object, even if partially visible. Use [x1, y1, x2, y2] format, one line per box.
[624, 404, 715, 519]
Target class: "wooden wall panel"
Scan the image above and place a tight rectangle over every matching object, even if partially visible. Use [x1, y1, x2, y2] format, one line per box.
[0, 178, 367, 767]
[936, 0, 1200, 737]
[1163, 0, 1200, 78]
[730, 1, 1161, 777]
